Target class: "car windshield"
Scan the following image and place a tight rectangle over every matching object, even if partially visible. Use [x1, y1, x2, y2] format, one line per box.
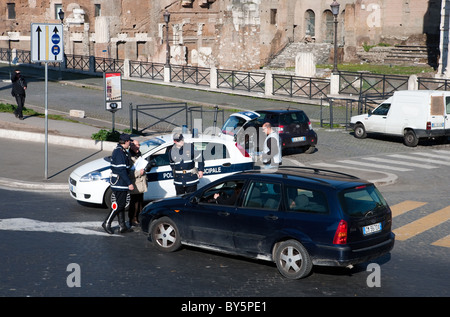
[339, 185, 388, 217]
[139, 138, 166, 155]
[221, 116, 248, 135]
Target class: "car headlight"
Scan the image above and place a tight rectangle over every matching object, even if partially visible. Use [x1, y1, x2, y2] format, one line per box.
[80, 171, 103, 182]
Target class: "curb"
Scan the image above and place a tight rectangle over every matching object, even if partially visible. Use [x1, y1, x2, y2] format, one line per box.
[0, 128, 116, 151]
[0, 177, 67, 192]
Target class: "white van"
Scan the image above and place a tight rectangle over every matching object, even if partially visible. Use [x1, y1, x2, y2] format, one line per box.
[350, 90, 450, 146]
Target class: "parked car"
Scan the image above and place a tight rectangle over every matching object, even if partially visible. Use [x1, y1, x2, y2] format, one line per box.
[350, 90, 450, 146]
[140, 166, 395, 279]
[69, 133, 254, 208]
[221, 109, 317, 154]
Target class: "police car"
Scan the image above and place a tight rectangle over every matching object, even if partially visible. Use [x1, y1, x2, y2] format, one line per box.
[68, 133, 254, 208]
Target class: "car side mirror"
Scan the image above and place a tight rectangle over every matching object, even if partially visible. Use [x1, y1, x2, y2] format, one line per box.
[190, 196, 199, 205]
[368, 109, 373, 115]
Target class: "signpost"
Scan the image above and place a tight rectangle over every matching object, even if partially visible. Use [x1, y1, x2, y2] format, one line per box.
[104, 72, 123, 132]
[30, 23, 64, 179]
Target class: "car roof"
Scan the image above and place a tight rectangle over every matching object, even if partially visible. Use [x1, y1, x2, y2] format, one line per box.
[256, 109, 306, 114]
[147, 132, 235, 144]
[223, 166, 370, 190]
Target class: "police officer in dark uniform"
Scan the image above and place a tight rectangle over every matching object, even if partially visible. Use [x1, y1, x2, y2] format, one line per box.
[169, 133, 205, 195]
[102, 133, 134, 234]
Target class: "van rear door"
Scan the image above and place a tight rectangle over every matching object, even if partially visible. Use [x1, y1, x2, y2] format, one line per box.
[430, 95, 446, 131]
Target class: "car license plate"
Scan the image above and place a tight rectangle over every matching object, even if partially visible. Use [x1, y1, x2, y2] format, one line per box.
[292, 136, 306, 142]
[363, 223, 382, 235]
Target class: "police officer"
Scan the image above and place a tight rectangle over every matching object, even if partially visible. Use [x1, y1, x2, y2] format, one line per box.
[169, 133, 204, 195]
[102, 133, 134, 234]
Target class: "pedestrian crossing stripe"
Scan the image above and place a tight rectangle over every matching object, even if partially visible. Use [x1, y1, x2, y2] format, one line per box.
[388, 154, 450, 167]
[310, 149, 450, 174]
[337, 159, 412, 171]
[390, 200, 427, 217]
[390, 201, 450, 246]
[431, 234, 450, 248]
[363, 157, 437, 169]
[411, 152, 450, 161]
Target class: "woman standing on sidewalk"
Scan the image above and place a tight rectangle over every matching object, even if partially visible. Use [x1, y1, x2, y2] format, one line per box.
[11, 69, 27, 120]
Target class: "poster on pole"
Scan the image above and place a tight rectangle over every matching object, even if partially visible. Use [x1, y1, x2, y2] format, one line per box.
[104, 72, 122, 112]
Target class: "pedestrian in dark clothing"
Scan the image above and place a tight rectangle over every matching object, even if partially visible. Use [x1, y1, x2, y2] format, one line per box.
[102, 133, 134, 234]
[11, 69, 27, 120]
[169, 133, 205, 195]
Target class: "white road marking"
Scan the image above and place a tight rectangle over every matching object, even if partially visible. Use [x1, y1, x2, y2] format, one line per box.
[0, 218, 122, 237]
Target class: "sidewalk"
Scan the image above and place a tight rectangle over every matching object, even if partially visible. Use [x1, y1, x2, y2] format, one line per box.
[0, 111, 116, 191]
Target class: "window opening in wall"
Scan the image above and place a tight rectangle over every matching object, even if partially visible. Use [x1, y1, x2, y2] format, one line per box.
[55, 4, 62, 20]
[7, 3, 16, 20]
[270, 9, 277, 25]
[324, 11, 334, 44]
[95, 4, 101, 17]
[305, 10, 315, 37]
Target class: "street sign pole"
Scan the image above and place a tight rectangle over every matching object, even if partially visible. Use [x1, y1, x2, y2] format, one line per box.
[44, 62, 48, 180]
[30, 23, 63, 180]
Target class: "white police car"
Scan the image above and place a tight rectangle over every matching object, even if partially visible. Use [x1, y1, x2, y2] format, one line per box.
[69, 133, 254, 208]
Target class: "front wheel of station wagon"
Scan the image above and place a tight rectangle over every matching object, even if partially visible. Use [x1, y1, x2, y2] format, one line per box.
[274, 240, 312, 279]
[150, 217, 182, 252]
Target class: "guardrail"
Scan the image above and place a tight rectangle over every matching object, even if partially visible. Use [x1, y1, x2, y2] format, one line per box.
[338, 71, 409, 96]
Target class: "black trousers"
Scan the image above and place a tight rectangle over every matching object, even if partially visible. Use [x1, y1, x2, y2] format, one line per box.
[104, 191, 130, 228]
[175, 184, 197, 195]
[14, 94, 25, 118]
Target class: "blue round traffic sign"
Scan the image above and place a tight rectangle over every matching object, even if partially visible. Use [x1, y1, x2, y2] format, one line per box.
[52, 45, 60, 55]
[52, 34, 60, 44]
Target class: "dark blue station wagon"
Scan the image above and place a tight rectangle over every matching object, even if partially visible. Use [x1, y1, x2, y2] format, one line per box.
[140, 167, 395, 279]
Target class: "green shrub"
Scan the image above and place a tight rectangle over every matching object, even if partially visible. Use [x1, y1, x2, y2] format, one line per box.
[91, 129, 120, 142]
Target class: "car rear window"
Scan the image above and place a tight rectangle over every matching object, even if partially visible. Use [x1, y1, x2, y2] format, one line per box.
[256, 111, 308, 126]
[339, 185, 388, 217]
[279, 112, 308, 125]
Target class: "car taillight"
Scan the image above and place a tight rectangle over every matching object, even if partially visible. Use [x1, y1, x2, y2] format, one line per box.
[277, 125, 284, 133]
[308, 121, 312, 130]
[333, 220, 348, 245]
[426, 121, 431, 130]
[235, 143, 250, 157]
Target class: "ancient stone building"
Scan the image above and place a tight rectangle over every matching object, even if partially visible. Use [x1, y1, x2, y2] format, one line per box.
[0, 0, 444, 71]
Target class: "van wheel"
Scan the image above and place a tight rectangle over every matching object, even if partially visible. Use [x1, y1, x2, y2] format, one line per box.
[274, 240, 312, 279]
[354, 123, 367, 139]
[404, 130, 419, 147]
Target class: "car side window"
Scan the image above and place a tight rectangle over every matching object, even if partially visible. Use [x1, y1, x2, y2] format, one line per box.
[242, 181, 281, 210]
[285, 185, 328, 214]
[149, 147, 171, 167]
[199, 180, 245, 205]
[196, 142, 230, 160]
[372, 103, 390, 116]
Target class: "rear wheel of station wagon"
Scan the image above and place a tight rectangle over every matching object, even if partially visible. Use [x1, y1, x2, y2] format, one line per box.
[274, 240, 312, 279]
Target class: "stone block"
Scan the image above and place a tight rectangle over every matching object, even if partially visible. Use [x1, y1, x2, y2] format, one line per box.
[69, 110, 85, 118]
